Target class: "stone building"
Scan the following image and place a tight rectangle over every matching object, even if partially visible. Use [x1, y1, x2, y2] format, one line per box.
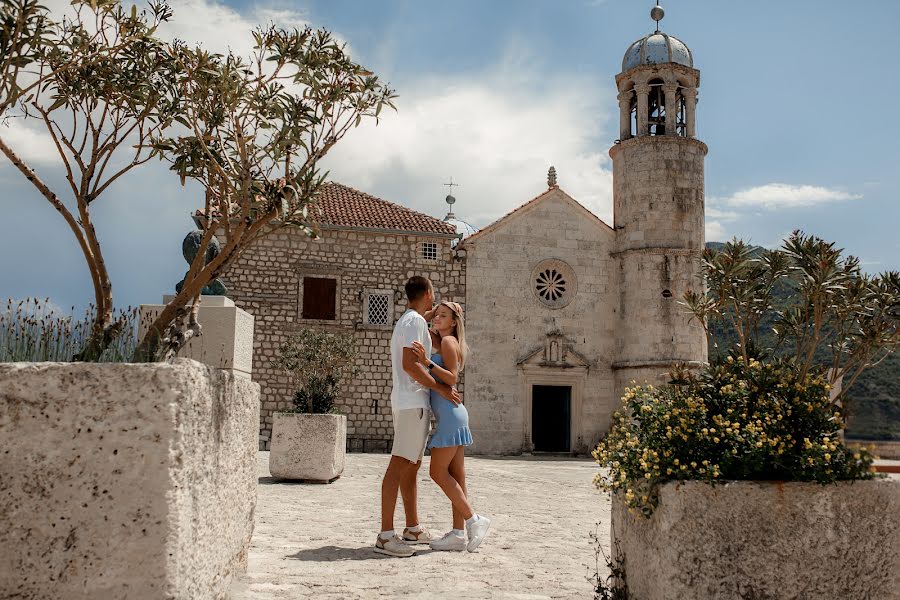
[460, 8, 707, 454]
[222, 182, 464, 450]
[224, 7, 706, 454]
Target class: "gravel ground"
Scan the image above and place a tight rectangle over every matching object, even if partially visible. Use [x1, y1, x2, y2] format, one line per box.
[229, 451, 610, 600]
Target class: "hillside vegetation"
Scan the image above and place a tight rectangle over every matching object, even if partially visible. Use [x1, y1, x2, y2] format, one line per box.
[704, 242, 899, 440]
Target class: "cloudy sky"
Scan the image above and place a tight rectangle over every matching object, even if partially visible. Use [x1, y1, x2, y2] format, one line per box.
[2, 0, 898, 313]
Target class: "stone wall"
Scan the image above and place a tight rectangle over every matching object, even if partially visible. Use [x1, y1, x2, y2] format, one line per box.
[611, 479, 900, 599]
[222, 226, 463, 450]
[0, 359, 260, 599]
[462, 189, 618, 455]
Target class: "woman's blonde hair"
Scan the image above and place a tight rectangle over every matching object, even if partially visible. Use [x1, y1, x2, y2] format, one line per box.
[438, 301, 469, 370]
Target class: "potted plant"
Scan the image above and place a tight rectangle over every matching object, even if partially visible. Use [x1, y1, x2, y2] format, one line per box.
[269, 329, 358, 482]
[593, 233, 900, 599]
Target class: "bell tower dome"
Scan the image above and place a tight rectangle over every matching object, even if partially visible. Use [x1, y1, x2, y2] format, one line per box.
[611, 4, 708, 398]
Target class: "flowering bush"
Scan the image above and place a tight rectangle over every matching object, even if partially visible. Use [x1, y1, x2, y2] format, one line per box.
[593, 356, 877, 516]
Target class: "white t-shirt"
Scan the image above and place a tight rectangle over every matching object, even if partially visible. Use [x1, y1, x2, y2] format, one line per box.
[390, 309, 432, 411]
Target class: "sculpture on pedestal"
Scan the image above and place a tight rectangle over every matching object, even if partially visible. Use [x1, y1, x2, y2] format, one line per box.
[175, 231, 227, 295]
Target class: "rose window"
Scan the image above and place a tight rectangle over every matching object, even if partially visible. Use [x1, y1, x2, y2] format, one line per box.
[531, 259, 577, 309]
[536, 269, 566, 302]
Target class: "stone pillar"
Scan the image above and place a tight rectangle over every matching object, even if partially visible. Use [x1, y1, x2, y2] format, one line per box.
[618, 89, 633, 140]
[683, 87, 698, 138]
[635, 83, 650, 137]
[664, 83, 679, 136]
[139, 296, 254, 379]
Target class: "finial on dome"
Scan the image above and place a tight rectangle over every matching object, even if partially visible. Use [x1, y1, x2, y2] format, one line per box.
[547, 166, 557, 188]
[443, 177, 458, 219]
[651, 4, 665, 32]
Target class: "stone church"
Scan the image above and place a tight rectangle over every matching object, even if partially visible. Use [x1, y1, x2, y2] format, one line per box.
[225, 8, 707, 454]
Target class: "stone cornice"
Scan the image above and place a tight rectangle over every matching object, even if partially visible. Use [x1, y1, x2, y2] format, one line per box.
[612, 359, 706, 370]
[610, 246, 701, 258]
[609, 135, 708, 159]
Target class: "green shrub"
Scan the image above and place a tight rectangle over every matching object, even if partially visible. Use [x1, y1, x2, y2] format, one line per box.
[272, 329, 358, 414]
[593, 356, 877, 516]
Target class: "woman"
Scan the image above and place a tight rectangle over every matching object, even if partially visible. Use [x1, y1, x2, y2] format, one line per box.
[412, 301, 491, 552]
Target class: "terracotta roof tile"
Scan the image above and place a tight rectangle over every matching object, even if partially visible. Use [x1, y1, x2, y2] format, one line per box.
[193, 181, 456, 236]
[311, 182, 456, 235]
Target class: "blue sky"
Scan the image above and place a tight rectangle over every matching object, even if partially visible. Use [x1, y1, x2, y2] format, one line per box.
[2, 0, 898, 314]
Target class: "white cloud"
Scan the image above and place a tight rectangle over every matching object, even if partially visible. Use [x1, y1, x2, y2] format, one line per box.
[38, 0, 312, 57]
[721, 183, 861, 210]
[321, 66, 615, 228]
[0, 119, 57, 164]
[158, 1, 311, 55]
[705, 220, 727, 242]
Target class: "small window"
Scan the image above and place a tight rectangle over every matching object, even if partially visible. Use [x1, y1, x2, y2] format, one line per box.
[419, 242, 438, 261]
[302, 277, 337, 320]
[364, 291, 392, 326]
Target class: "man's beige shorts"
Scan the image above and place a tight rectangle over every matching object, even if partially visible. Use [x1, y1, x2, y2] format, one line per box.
[391, 408, 430, 463]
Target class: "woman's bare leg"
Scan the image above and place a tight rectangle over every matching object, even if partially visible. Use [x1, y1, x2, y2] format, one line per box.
[429, 446, 474, 522]
[448, 445, 468, 530]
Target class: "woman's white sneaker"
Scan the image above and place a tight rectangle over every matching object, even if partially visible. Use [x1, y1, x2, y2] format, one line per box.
[429, 530, 467, 552]
[374, 534, 415, 557]
[465, 516, 492, 552]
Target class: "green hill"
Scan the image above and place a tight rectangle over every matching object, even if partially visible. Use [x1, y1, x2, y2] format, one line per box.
[704, 242, 899, 440]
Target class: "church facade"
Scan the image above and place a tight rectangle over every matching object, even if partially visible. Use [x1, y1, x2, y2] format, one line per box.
[224, 10, 708, 454]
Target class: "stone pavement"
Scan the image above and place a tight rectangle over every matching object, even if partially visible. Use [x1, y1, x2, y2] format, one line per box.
[230, 452, 610, 600]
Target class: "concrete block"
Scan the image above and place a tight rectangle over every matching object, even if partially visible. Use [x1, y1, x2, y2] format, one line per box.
[269, 413, 347, 482]
[0, 359, 260, 599]
[139, 295, 254, 379]
[611, 479, 900, 600]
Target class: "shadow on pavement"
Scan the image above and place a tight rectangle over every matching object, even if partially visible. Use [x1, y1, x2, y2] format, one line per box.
[287, 546, 433, 561]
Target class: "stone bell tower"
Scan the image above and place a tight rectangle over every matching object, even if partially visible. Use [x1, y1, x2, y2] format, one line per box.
[611, 4, 708, 399]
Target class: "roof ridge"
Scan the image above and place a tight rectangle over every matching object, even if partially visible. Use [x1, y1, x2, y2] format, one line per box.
[461, 186, 612, 245]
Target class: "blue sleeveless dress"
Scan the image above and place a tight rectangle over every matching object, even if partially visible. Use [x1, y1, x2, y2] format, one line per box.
[427, 353, 473, 449]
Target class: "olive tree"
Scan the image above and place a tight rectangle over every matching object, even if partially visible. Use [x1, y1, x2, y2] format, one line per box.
[683, 231, 900, 414]
[134, 26, 395, 361]
[0, 0, 181, 360]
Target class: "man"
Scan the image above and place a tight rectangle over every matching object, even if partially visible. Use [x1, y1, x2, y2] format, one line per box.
[375, 276, 461, 557]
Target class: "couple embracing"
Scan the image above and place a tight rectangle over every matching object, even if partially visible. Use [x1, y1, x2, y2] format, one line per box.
[375, 276, 491, 557]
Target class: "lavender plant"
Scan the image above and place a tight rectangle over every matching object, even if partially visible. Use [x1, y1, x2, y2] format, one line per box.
[0, 298, 138, 362]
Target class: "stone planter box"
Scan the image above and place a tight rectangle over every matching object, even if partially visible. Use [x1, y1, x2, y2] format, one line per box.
[611, 478, 900, 600]
[0, 359, 260, 600]
[269, 413, 346, 482]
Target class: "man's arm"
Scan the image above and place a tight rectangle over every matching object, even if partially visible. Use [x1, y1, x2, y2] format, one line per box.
[402, 347, 461, 405]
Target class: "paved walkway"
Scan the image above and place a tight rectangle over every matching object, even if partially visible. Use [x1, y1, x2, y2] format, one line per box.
[230, 452, 610, 600]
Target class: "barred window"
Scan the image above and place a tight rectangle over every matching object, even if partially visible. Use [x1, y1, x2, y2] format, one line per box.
[363, 290, 393, 326]
[419, 242, 438, 261]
